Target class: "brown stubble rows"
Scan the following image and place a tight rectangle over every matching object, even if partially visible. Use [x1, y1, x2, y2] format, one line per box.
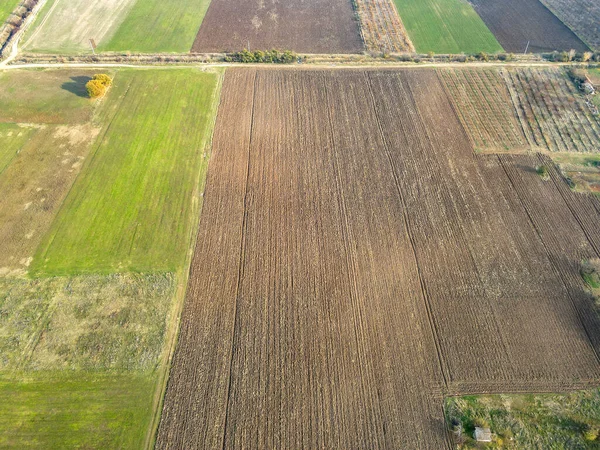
[158, 68, 600, 449]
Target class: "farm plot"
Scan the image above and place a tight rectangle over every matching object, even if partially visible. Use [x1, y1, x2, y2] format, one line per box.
[539, 0, 600, 51]
[22, 0, 137, 53]
[0, 69, 104, 275]
[391, 0, 502, 54]
[0, 69, 95, 124]
[191, 0, 362, 54]
[32, 69, 221, 276]
[502, 68, 600, 153]
[102, 0, 212, 53]
[355, 0, 414, 53]
[439, 68, 527, 151]
[468, 0, 588, 53]
[158, 68, 600, 449]
[0, 273, 176, 448]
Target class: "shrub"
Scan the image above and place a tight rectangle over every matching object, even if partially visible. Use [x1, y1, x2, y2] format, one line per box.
[93, 73, 112, 87]
[86, 79, 106, 99]
[225, 49, 297, 64]
[536, 165, 549, 180]
[584, 427, 599, 441]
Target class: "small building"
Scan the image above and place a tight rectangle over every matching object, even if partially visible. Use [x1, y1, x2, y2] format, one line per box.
[474, 427, 492, 442]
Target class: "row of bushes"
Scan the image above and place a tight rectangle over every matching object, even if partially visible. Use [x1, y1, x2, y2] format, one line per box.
[0, 0, 38, 57]
[547, 50, 600, 63]
[224, 49, 297, 64]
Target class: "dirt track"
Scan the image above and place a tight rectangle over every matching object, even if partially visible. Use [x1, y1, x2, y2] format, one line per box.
[157, 68, 600, 449]
[191, 0, 363, 53]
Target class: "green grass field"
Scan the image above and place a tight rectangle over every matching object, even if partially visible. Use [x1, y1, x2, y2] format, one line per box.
[0, 70, 95, 124]
[0, 0, 18, 24]
[393, 0, 503, 53]
[446, 391, 600, 447]
[0, 372, 155, 449]
[32, 69, 220, 275]
[0, 124, 36, 176]
[101, 0, 212, 52]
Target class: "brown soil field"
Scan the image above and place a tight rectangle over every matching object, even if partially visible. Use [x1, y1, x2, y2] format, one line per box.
[191, 0, 363, 53]
[539, 0, 600, 50]
[468, 0, 589, 53]
[157, 68, 600, 448]
[355, 0, 414, 53]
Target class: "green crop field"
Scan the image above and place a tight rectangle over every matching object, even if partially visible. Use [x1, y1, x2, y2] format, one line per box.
[0, 372, 155, 449]
[101, 0, 212, 53]
[32, 69, 221, 275]
[393, 0, 503, 53]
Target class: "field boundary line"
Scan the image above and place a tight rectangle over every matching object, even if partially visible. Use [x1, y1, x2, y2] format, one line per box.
[497, 154, 600, 367]
[364, 71, 450, 390]
[144, 70, 226, 450]
[220, 69, 258, 450]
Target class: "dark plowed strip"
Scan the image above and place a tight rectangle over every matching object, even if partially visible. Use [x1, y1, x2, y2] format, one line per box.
[469, 0, 589, 52]
[191, 0, 363, 53]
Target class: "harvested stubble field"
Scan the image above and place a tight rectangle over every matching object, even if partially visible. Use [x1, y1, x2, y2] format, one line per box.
[439, 68, 528, 151]
[191, 0, 363, 54]
[539, 0, 600, 51]
[158, 68, 600, 449]
[468, 0, 589, 53]
[354, 0, 414, 53]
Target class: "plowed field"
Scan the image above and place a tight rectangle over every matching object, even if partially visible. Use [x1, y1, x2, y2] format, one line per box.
[191, 0, 363, 53]
[469, 0, 588, 52]
[158, 68, 600, 448]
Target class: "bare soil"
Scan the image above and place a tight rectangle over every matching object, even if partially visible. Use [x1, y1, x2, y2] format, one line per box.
[191, 0, 363, 54]
[468, 0, 589, 53]
[157, 68, 600, 449]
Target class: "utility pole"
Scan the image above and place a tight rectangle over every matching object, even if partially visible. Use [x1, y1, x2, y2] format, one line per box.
[89, 38, 97, 55]
[524, 40, 530, 54]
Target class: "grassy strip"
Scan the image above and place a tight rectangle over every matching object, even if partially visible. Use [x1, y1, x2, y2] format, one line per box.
[102, 0, 212, 53]
[392, 0, 502, 54]
[0, 0, 19, 23]
[0, 371, 155, 449]
[32, 69, 219, 275]
[446, 391, 600, 447]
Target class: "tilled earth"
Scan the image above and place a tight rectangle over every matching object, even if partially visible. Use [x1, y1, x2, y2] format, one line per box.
[157, 68, 600, 449]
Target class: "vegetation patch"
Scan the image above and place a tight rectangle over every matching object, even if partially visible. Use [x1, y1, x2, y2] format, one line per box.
[391, 0, 502, 53]
[446, 391, 600, 448]
[32, 69, 221, 275]
[0, 371, 155, 449]
[0, 273, 175, 370]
